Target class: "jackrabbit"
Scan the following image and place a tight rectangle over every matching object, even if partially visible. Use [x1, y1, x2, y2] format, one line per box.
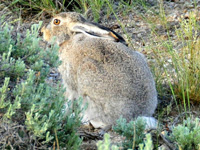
[41, 12, 157, 128]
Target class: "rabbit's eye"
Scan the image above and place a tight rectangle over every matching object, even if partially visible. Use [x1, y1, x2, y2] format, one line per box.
[53, 19, 61, 25]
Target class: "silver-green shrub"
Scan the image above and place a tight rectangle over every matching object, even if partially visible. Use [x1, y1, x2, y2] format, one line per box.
[112, 116, 146, 149]
[97, 133, 153, 150]
[97, 133, 120, 150]
[169, 117, 200, 150]
[0, 19, 82, 149]
[139, 134, 153, 150]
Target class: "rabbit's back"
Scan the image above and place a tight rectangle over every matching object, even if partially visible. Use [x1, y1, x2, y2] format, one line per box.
[58, 34, 157, 127]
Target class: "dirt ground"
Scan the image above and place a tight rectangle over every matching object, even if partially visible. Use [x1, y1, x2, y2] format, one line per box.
[1, 0, 200, 149]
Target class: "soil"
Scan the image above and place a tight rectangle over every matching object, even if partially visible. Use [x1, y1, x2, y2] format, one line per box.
[1, 0, 200, 149]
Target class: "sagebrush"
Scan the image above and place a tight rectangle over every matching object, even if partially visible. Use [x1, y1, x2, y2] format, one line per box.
[97, 133, 153, 150]
[112, 117, 146, 149]
[0, 18, 82, 149]
[168, 117, 200, 150]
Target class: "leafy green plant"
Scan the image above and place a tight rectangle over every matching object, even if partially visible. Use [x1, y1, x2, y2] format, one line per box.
[7, 0, 151, 22]
[158, 0, 168, 29]
[150, 11, 200, 111]
[75, 0, 107, 22]
[138, 134, 153, 150]
[168, 117, 200, 150]
[97, 133, 120, 150]
[11, 0, 68, 17]
[113, 117, 146, 149]
[0, 18, 82, 149]
[97, 133, 153, 150]
[8, 0, 108, 20]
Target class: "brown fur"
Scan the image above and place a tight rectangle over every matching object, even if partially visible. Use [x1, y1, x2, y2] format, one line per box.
[41, 12, 157, 128]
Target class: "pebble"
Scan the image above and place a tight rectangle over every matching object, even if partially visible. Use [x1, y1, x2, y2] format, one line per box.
[184, 2, 195, 9]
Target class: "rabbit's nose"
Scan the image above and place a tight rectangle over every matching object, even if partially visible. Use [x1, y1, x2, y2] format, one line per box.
[39, 31, 43, 36]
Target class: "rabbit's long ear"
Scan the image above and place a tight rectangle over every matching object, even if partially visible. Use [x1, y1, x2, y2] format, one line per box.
[71, 22, 126, 43]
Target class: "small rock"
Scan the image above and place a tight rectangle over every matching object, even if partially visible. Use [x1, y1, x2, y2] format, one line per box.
[184, 2, 195, 9]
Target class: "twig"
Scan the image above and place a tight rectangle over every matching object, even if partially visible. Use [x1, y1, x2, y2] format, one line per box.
[159, 133, 175, 150]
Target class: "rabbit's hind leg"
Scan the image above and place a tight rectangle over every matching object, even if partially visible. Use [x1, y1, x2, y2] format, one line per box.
[81, 96, 108, 129]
